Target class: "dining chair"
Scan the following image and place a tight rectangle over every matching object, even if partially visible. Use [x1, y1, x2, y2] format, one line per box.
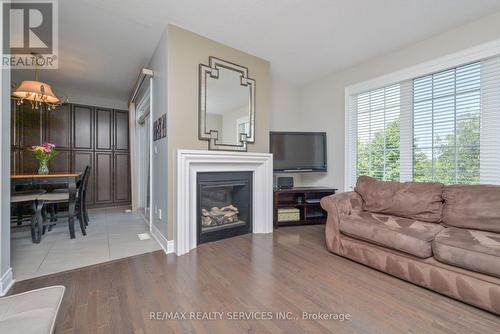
[38, 166, 91, 238]
[75, 165, 91, 227]
[50, 166, 91, 226]
[11, 191, 44, 243]
[79, 166, 91, 226]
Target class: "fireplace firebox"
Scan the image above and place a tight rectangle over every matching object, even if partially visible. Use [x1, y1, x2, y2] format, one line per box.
[197, 171, 253, 244]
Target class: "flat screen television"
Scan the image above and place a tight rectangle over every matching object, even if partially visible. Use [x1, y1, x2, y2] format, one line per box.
[270, 132, 327, 172]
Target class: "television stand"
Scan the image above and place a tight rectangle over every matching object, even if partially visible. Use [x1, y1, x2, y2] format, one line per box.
[273, 187, 336, 228]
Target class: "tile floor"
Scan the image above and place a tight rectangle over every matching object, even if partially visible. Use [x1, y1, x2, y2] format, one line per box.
[11, 207, 161, 281]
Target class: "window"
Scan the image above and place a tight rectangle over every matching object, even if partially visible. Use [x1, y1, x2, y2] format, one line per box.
[348, 56, 500, 187]
[236, 116, 250, 141]
[356, 85, 401, 181]
[413, 63, 481, 184]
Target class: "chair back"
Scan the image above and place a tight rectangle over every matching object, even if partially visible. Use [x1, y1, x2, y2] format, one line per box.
[78, 166, 91, 200]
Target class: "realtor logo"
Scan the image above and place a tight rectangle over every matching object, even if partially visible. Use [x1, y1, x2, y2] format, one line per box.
[2, 0, 58, 69]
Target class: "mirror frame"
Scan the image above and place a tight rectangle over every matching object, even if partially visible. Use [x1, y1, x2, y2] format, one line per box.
[199, 56, 256, 151]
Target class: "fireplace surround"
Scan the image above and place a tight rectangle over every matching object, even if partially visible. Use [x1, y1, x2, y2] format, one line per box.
[176, 150, 273, 255]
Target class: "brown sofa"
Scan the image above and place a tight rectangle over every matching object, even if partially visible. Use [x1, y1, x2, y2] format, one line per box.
[320, 176, 500, 315]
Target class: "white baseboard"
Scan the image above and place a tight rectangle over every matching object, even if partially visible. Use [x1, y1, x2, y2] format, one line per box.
[151, 223, 174, 254]
[0, 268, 14, 296]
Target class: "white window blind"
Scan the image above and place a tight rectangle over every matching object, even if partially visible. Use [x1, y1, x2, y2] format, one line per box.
[413, 62, 481, 184]
[356, 84, 401, 181]
[348, 55, 500, 187]
[348, 82, 412, 187]
[480, 57, 500, 185]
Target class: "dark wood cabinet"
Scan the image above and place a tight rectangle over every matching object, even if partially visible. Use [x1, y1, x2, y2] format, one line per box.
[19, 150, 38, 174]
[273, 187, 336, 228]
[114, 110, 129, 151]
[96, 108, 113, 150]
[95, 152, 113, 204]
[11, 102, 131, 208]
[19, 103, 44, 148]
[47, 104, 71, 149]
[73, 105, 93, 150]
[49, 149, 72, 173]
[114, 153, 130, 202]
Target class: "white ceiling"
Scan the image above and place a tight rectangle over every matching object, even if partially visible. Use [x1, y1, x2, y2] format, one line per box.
[12, 0, 500, 103]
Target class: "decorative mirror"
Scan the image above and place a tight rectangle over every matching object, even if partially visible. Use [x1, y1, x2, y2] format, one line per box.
[199, 57, 255, 151]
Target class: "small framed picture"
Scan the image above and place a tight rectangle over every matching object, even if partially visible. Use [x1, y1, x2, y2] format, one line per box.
[161, 114, 167, 138]
[157, 119, 161, 140]
[153, 120, 158, 141]
[158, 116, 162, 139]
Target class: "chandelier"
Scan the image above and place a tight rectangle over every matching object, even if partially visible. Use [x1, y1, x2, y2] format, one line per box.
[11, 68, 66, 110]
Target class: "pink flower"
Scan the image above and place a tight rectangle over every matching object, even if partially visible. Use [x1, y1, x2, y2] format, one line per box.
[40, 142, 56, 152]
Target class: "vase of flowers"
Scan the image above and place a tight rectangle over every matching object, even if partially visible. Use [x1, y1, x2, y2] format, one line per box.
[30, 142, 58, 175]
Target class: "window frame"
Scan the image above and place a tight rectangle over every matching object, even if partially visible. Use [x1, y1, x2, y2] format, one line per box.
[344, 40, 500, 191]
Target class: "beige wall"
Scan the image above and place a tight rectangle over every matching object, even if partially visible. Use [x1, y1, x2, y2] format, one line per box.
[167, 25, 271, 239]
[270, 76, 302, 132]
[296, 11, 500, 191]
[270, 76, 304, 186]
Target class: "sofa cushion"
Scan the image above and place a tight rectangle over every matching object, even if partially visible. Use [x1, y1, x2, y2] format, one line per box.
[443, 185, 500, 233]
[433, 227, 500, 278]
[339, 211, 444, 258]
[354, 176, 443, 223]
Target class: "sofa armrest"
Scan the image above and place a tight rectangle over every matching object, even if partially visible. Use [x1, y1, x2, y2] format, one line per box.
[320, 191, 362, 254]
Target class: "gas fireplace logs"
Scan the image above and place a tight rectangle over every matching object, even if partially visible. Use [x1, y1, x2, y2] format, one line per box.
[201, 205, 239, 226]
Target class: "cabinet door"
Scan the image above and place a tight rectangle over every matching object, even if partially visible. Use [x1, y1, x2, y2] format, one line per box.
[73, 151, 94, 204]
[19, 103, 43, 148]
[95, 152, 113, 204]
[113, 153, 130, 202]
[96, 108, 113, 150]
[20, 150, 38, 174]
[47, 104, 71, 149]
[11, 149, 20, 175]
[114, 110, 129, 151]
[73, 105, 93, 149]
[48, 149, 71, 173]
[11, 101, 20, 174]
[11, 100, 20, 148]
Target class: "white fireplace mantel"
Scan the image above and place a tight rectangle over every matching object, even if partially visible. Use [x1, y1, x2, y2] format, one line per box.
[175, 149, 274, 255]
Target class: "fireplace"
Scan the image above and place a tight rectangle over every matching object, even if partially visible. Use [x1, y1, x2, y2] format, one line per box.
[197, 171, 253, 244]
[176, 150, 272, 255]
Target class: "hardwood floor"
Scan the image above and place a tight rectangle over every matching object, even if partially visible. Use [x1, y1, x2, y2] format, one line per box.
[11, 225, 500, 333]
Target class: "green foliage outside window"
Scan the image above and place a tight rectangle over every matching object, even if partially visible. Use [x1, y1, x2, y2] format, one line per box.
[414, 113, 480, 184]
[357, 118, 400, 182]
[357, 114, 480, 185]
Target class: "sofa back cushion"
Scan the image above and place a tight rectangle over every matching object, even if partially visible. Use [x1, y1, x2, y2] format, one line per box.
[355, 176, 444, 222]
[443, 185, 500, 232]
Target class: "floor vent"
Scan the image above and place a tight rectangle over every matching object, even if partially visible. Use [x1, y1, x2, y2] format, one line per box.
[137, 233, 151, 240]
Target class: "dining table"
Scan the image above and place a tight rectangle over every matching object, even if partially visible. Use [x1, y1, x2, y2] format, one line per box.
[11, 173, 82, 239]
